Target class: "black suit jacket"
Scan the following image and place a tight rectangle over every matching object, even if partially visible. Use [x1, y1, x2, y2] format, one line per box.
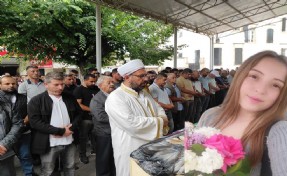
[28, 91, 82, 154]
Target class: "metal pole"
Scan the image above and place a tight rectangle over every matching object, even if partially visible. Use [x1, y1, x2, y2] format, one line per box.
[96, 4, 102, 72]
[210, 36, 214, 70]
[174, 27, 178, 68]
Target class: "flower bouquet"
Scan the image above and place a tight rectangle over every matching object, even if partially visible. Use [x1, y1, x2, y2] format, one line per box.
[184, 123, 250, 176]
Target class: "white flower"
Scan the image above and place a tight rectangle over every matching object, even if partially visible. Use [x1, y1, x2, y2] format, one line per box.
[194, 127, 221, 138]
[184, 150, 198, 173]
[196, 148, 224, 174]
[185, 122, 195, 129]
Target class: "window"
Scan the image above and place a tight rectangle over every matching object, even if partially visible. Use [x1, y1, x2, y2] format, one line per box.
[235, 48, 243, 65]
[179, 32, 183, 38]
[194, 50, 200, 70]
[267, 29, 274, 43]
[214, 48, 222, 66]
[282, 18, 286, 32]
[178, 52, 183, 58]
[243, 25, 249, 43]
[282, 48, 287, 56]
[215, 34, 220, 43]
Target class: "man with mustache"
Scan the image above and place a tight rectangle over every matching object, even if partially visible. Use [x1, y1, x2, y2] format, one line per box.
[105, 59, 168, 176]
[90, 76, 116, 176]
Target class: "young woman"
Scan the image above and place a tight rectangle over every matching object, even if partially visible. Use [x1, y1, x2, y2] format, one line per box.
[197, 50, 287, 175]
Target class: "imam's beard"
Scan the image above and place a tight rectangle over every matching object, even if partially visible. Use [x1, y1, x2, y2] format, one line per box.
[130, 82, 146, 93]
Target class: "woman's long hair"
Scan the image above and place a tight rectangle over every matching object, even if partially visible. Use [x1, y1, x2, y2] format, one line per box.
[212, 50, 287, 166]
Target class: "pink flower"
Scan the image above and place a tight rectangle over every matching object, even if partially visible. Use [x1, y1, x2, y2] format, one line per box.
[203, 134, 245, 173]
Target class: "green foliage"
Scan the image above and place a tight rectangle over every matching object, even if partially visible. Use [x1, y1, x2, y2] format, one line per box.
[0, 0, 174, 70]
[191, 144, 206, 156]
[225, 157, 251, 176]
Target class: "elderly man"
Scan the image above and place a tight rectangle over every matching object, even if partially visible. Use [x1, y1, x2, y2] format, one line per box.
[28, 72, 82, 176]
[0, 76, 24, 176]
[105, 59, 168, 176]
[90, 76, 116, 176]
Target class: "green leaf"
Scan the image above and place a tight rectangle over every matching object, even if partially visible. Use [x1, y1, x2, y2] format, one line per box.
[226, 157, 251, 175]
[191, 144, 206, 156]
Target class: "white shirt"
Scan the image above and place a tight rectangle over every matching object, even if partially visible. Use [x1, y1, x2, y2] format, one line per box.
[192, 80, 203, 93]
[208, 77, 217, 94]
[49, 95, 73, 147]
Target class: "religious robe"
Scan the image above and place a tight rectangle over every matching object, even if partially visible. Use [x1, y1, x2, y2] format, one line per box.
[105, 84, 165, 176]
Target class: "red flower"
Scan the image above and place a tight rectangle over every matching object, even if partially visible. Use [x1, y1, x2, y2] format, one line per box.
[204, 134, 245, 173]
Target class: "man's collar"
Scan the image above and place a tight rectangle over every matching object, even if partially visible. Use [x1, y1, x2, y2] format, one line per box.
[27, 79, 43, 84]
[121, 83, 139, 97]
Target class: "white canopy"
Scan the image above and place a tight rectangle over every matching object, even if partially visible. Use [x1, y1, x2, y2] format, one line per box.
[93, 0, 287, 36]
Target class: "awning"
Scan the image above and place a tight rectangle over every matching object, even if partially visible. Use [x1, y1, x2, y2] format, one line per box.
[93, 0, 287, 36]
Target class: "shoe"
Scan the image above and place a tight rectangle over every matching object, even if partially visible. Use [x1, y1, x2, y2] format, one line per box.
[90, 151, 96, 156]
[79, 155, 89, 164]
[32, 158, 41, 166]
[75, 165, 79, 170]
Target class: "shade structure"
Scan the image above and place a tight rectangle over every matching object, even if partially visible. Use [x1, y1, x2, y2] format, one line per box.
[92, 0, 287, 36]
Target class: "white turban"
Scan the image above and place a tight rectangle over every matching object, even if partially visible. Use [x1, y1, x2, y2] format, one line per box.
[118, 59, 145, 76]
[210, 70, 220, 77]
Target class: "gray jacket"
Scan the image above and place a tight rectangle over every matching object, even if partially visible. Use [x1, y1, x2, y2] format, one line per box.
[90, 90, 111, 136]
[0, 92, 23, 160]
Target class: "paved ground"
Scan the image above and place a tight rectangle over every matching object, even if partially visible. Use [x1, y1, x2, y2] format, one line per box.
[15, 146, 97, 176]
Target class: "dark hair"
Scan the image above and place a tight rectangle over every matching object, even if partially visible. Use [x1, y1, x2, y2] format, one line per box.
[160, 70, 169, 74]
[70, 69, 79, 74]
[182, 68, 192, 74]
[171, 68, 178, 73]
[156, 72, 167, 79]
[147, 70, 157, 74]
[111, 68, 118, 75]
[84, 74, 96, 80]
[87, 68, 97, 74]
[26, 65, 38, 71]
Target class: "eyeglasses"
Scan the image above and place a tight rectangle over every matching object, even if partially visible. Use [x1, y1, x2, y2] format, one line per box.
[131, 74, 148, 78]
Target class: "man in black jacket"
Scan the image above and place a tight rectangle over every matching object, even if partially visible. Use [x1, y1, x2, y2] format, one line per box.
[28, 72, 82, 176]
[90, 75, 116, 176]
[0, 76, 23, 176]
[0, 75, 37, 176]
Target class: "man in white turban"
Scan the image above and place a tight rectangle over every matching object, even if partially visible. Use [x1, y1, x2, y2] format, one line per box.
[105, 59, 168, 176]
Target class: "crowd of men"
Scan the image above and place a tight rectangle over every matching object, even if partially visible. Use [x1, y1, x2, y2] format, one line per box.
[0, 61, 236, 176]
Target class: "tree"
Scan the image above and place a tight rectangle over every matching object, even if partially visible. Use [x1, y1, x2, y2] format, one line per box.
[0, 0, 174, 71]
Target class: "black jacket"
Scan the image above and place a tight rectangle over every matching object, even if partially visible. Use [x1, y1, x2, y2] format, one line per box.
[28, 91, 82, 154]
[0, 91, 24, 159]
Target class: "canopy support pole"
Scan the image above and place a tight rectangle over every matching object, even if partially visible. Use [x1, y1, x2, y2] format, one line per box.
[174, 27, 178, 68]
[96, 4, 102, 72]
[210, 36, 214, 70]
